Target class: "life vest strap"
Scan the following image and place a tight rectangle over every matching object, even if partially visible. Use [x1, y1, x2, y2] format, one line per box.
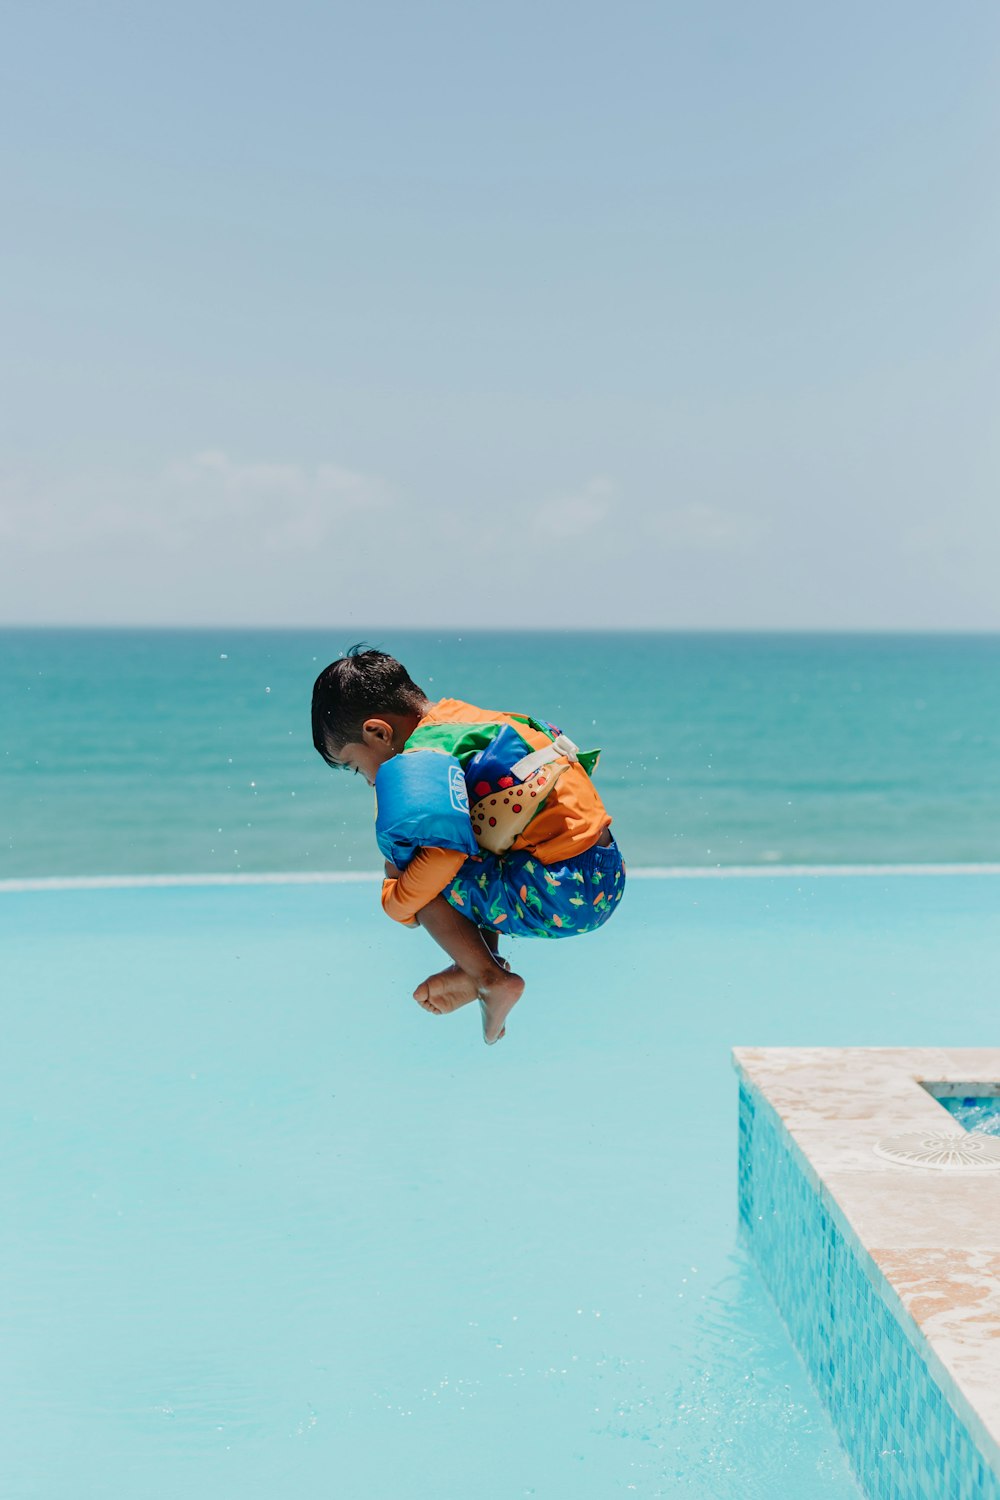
[510, 733, 580, 781]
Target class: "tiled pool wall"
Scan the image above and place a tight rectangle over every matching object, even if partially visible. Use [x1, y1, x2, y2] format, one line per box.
[738, 1080, 1000, 1500]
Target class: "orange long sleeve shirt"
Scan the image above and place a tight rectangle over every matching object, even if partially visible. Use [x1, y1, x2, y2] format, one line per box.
[381, 698, 611, 925]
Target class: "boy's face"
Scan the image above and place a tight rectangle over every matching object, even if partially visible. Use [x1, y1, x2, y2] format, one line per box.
[335, 717, 398, 785]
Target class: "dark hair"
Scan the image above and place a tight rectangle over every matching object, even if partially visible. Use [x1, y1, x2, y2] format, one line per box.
[311, 645, 427, 766]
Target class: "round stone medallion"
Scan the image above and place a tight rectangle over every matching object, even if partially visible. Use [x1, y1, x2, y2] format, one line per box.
[873, 1130, 1000, 1171]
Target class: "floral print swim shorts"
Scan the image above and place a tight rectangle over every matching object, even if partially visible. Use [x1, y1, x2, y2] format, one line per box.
[443, 837, 626, 939]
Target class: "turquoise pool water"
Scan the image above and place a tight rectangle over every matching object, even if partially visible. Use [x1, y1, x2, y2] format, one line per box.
[936, 1096, 1000, 1136]
[3, 873, 998, 1499]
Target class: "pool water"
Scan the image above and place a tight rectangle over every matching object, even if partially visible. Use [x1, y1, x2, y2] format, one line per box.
[3, 873, 998, 1499]
[936, 1096, 1000, 1136]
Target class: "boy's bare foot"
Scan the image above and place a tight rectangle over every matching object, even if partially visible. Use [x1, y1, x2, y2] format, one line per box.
[414, 957, 513, 1016]
[479, 967, 525, 1045]
[413, 965, 479, 1015]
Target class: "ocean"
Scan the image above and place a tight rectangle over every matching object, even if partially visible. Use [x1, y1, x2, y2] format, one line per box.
[2, 629, 998, 878]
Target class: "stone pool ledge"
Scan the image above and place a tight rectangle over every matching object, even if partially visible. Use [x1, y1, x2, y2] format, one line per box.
[734, 1047, 1000, 1500]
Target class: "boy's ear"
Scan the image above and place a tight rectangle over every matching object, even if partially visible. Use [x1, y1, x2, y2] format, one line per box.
[361, 717, 394, 745]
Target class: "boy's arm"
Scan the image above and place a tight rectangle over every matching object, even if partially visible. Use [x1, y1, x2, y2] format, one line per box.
[381, 847, 468, 926]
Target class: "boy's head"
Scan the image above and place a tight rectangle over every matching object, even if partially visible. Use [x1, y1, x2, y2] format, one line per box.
[311, 647, 429, 784]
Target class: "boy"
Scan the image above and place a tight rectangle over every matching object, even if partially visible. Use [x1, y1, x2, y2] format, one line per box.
[311, 648, 625, 1044]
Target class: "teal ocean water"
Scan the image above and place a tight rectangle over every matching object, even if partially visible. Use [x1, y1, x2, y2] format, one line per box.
[3, 629, 999, 878]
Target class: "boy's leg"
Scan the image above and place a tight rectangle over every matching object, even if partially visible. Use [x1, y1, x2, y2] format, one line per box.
[410, 894, 500, 1014]
[412, 896, 523, 1044]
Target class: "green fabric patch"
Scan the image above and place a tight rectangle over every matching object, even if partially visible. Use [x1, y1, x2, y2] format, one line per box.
[403, 721, 521, 767]
[407, 716, 600, 779]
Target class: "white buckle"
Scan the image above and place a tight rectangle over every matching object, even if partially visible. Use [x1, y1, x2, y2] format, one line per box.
[510, 733, 579, 781]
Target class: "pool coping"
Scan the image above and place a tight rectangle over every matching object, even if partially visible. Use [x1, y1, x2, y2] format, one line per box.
[733, 1047, 1000, 1479]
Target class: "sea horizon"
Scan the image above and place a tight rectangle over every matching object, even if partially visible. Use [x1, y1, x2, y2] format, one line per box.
[4, 624, 999, 635]
[4, 627, 998, 879]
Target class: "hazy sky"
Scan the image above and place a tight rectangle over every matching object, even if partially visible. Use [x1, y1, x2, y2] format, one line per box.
[2, 1, 998, 628]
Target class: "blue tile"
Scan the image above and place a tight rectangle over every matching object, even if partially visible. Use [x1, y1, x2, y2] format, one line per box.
[738, 1083, 1000, 1500]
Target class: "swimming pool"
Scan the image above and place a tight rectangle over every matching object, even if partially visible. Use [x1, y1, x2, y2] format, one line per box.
[3, 872, 997, 1498]
[932, 1092, 1000, 1136]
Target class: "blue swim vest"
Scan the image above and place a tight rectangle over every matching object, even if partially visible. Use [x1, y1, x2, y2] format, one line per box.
[374, 750, 480, 872]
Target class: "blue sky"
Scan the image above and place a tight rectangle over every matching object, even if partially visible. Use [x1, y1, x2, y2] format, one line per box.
[2, 1, 998, 626]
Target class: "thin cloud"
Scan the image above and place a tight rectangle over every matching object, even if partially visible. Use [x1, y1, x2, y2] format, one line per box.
[166, 451, 390, 551]
[647, 502, 768, 550]
[0, 451, 391, 555]
[536, 476, 616, 538]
